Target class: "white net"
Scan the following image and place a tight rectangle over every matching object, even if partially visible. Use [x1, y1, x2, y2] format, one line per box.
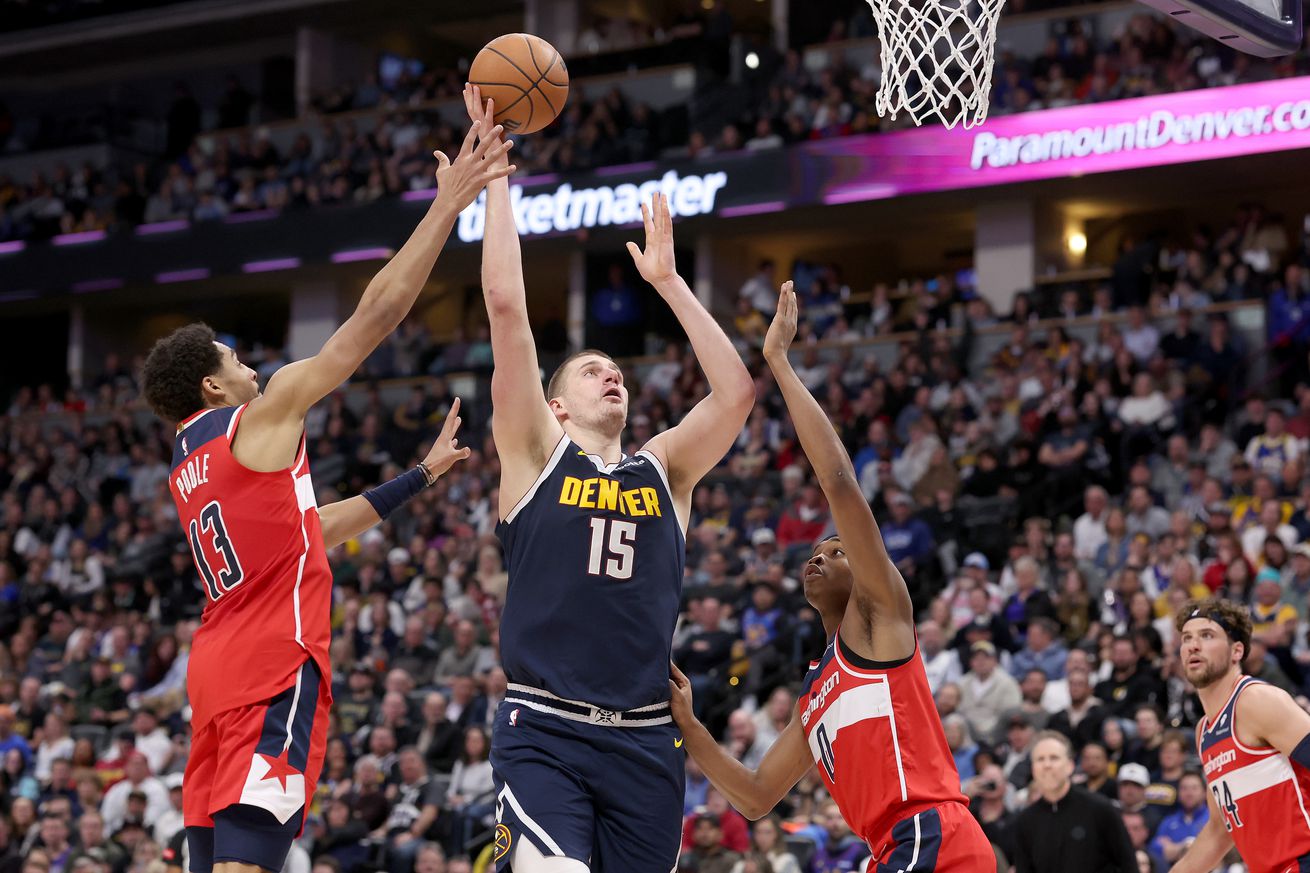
[864, 0, 1007, 129]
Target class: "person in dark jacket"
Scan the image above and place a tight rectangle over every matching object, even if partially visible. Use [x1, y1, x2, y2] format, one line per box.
[1012, 731, 1136, 873]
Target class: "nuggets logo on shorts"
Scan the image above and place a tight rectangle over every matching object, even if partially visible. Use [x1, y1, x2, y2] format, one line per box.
[493, 824, 512, 861]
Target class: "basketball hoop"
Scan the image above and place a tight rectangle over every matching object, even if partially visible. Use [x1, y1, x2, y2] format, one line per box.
[863, 0, 1006, 129]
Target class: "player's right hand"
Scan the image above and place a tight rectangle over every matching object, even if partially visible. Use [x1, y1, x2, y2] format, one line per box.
[433, 116, 515, 211]
[421, 397, 473, 479]
[763, 280, 798, 360]
[668, 661, 695, 728]
[462, 85, 510, 169]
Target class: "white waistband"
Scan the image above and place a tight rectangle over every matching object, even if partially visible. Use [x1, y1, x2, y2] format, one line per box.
[505, 683, 672, 728]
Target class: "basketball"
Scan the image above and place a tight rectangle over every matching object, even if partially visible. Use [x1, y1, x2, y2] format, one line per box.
[468, 33, 569, 135]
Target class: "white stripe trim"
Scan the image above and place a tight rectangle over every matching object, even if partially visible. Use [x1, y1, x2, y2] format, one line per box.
[498, 784, 564, 855]
[176, 407, 216, 433]
[505, 696, 673, 727]
[282, 664, 305, 755]
[506, 682, 668, 713]
[1218, 752, 1295, 799]
[1229, 678, 1279, 757]
[1292, 756, 1310, 836]
[503, 433, 570, 524]
[289, 465, 308, 649]
[896, 813, 922, 873]
[636, 450, 672, 495]
[830, 640, 909, 801]
[636, 449, 687, 539]
[226, 402, 248, 440]
[1202, 675, 1252, 737]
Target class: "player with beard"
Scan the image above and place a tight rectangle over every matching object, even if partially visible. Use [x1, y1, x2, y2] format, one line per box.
[1170, 596, 1310, 872]
[463, 84, 755, 873]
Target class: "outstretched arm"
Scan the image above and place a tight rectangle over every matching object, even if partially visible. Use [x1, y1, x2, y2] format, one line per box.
[318, 398, 471, 549]
[637, 195, 754, 518]
[464, 85, 565, 516]
[763, 282, 914, 660]
[669, 664, 812, 820]
[239, 119, 513, 470]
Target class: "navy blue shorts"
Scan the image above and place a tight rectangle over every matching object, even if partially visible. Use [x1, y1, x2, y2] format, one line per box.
[490, 700, 685, 871]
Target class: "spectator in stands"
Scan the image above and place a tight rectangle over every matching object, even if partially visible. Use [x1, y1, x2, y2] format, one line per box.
[99, 754, 167, 835]
[1148, 771, 1208, 865]
[1074, 486, 1111, 561]
[1095, 635, 1165, 719]
[808, 801, 869, 872]
[959, 641, 1021, 743]
[680, 810, 742, 873]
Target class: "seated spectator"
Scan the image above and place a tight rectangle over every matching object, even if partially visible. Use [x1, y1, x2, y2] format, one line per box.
[808, 801, 869, 872]
[678, 811, 741, 873]
[444, 727, 494, 856]
[1116, 763, 1164, 836]
[959, 641, 1022, 744]
[1010, 617, 1067, 680]
[1148, 771, 1209, 866]
[879, 492, 936, 580]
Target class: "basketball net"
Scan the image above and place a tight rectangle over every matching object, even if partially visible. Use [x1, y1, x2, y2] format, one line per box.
[863, 0, 1006, 129]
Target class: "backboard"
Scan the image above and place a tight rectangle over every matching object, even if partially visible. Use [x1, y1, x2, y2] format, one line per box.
[1137, 0, 1303, 56]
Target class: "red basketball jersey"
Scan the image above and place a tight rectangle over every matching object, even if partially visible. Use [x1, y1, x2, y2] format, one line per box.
[169, 404, 333, 731]
[798, 632, 969, 855]
[1198, 675, 1310, 873]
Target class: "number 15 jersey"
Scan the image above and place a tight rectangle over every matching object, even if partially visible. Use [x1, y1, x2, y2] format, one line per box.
[169, 404, 333, 732]
[496, 435, 684, 713]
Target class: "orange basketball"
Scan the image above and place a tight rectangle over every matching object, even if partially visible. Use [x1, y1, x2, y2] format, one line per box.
[468, 33, 569, 136]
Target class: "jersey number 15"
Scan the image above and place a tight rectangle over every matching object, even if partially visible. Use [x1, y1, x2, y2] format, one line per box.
[588, 518, 637, 580]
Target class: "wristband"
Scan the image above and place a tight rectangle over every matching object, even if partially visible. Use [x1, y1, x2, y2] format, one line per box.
[362, 466, 429, 519]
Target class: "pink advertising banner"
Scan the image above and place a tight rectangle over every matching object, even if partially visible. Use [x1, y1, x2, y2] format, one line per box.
[807, 76, 1310, 204]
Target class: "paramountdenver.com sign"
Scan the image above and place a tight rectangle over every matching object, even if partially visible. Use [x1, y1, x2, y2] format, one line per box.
[970, 98, 1310, 168]
[812, 75, 1310, 204]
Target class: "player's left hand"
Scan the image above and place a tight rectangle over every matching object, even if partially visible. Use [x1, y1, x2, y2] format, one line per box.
[668, 661, 695, 728]
[763, 280, 798, 359]
[626, 193, 677, 287]
[421, 397, 472, 479]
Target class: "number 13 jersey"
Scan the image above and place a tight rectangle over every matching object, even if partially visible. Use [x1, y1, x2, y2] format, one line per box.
[496, 435, 684, 712]
[798, 634, 968, 855]
[169, 404, 333, 732]
[1197, 675, 1310, 873]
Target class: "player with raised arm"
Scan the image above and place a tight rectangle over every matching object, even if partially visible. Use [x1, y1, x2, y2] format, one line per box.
[670, 282, 994, 871]
[139, 118, 512, 873]
[462, 84, 755, 873]
[1169, 596, 1310, 873]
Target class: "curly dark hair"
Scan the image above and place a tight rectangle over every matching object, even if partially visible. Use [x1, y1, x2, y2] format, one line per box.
[140, 323, 223, 423]
[1174, 595, 1253, 657]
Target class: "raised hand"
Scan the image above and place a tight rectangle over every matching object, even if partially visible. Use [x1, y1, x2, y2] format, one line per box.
[420, 397, 473, 478]
[462, 84, 509, 169]
[763, 281, 798, 360]
[433, 117, 515, 211]
[626, 193, 678, 287]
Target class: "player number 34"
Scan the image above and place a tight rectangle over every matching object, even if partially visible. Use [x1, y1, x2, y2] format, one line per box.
[587, 518, 637, 579]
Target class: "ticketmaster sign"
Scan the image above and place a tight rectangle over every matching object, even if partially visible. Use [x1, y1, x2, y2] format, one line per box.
[455, 170, 728, 243]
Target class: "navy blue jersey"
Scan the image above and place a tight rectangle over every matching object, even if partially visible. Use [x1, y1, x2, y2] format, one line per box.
[496, 435, 685, 711]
